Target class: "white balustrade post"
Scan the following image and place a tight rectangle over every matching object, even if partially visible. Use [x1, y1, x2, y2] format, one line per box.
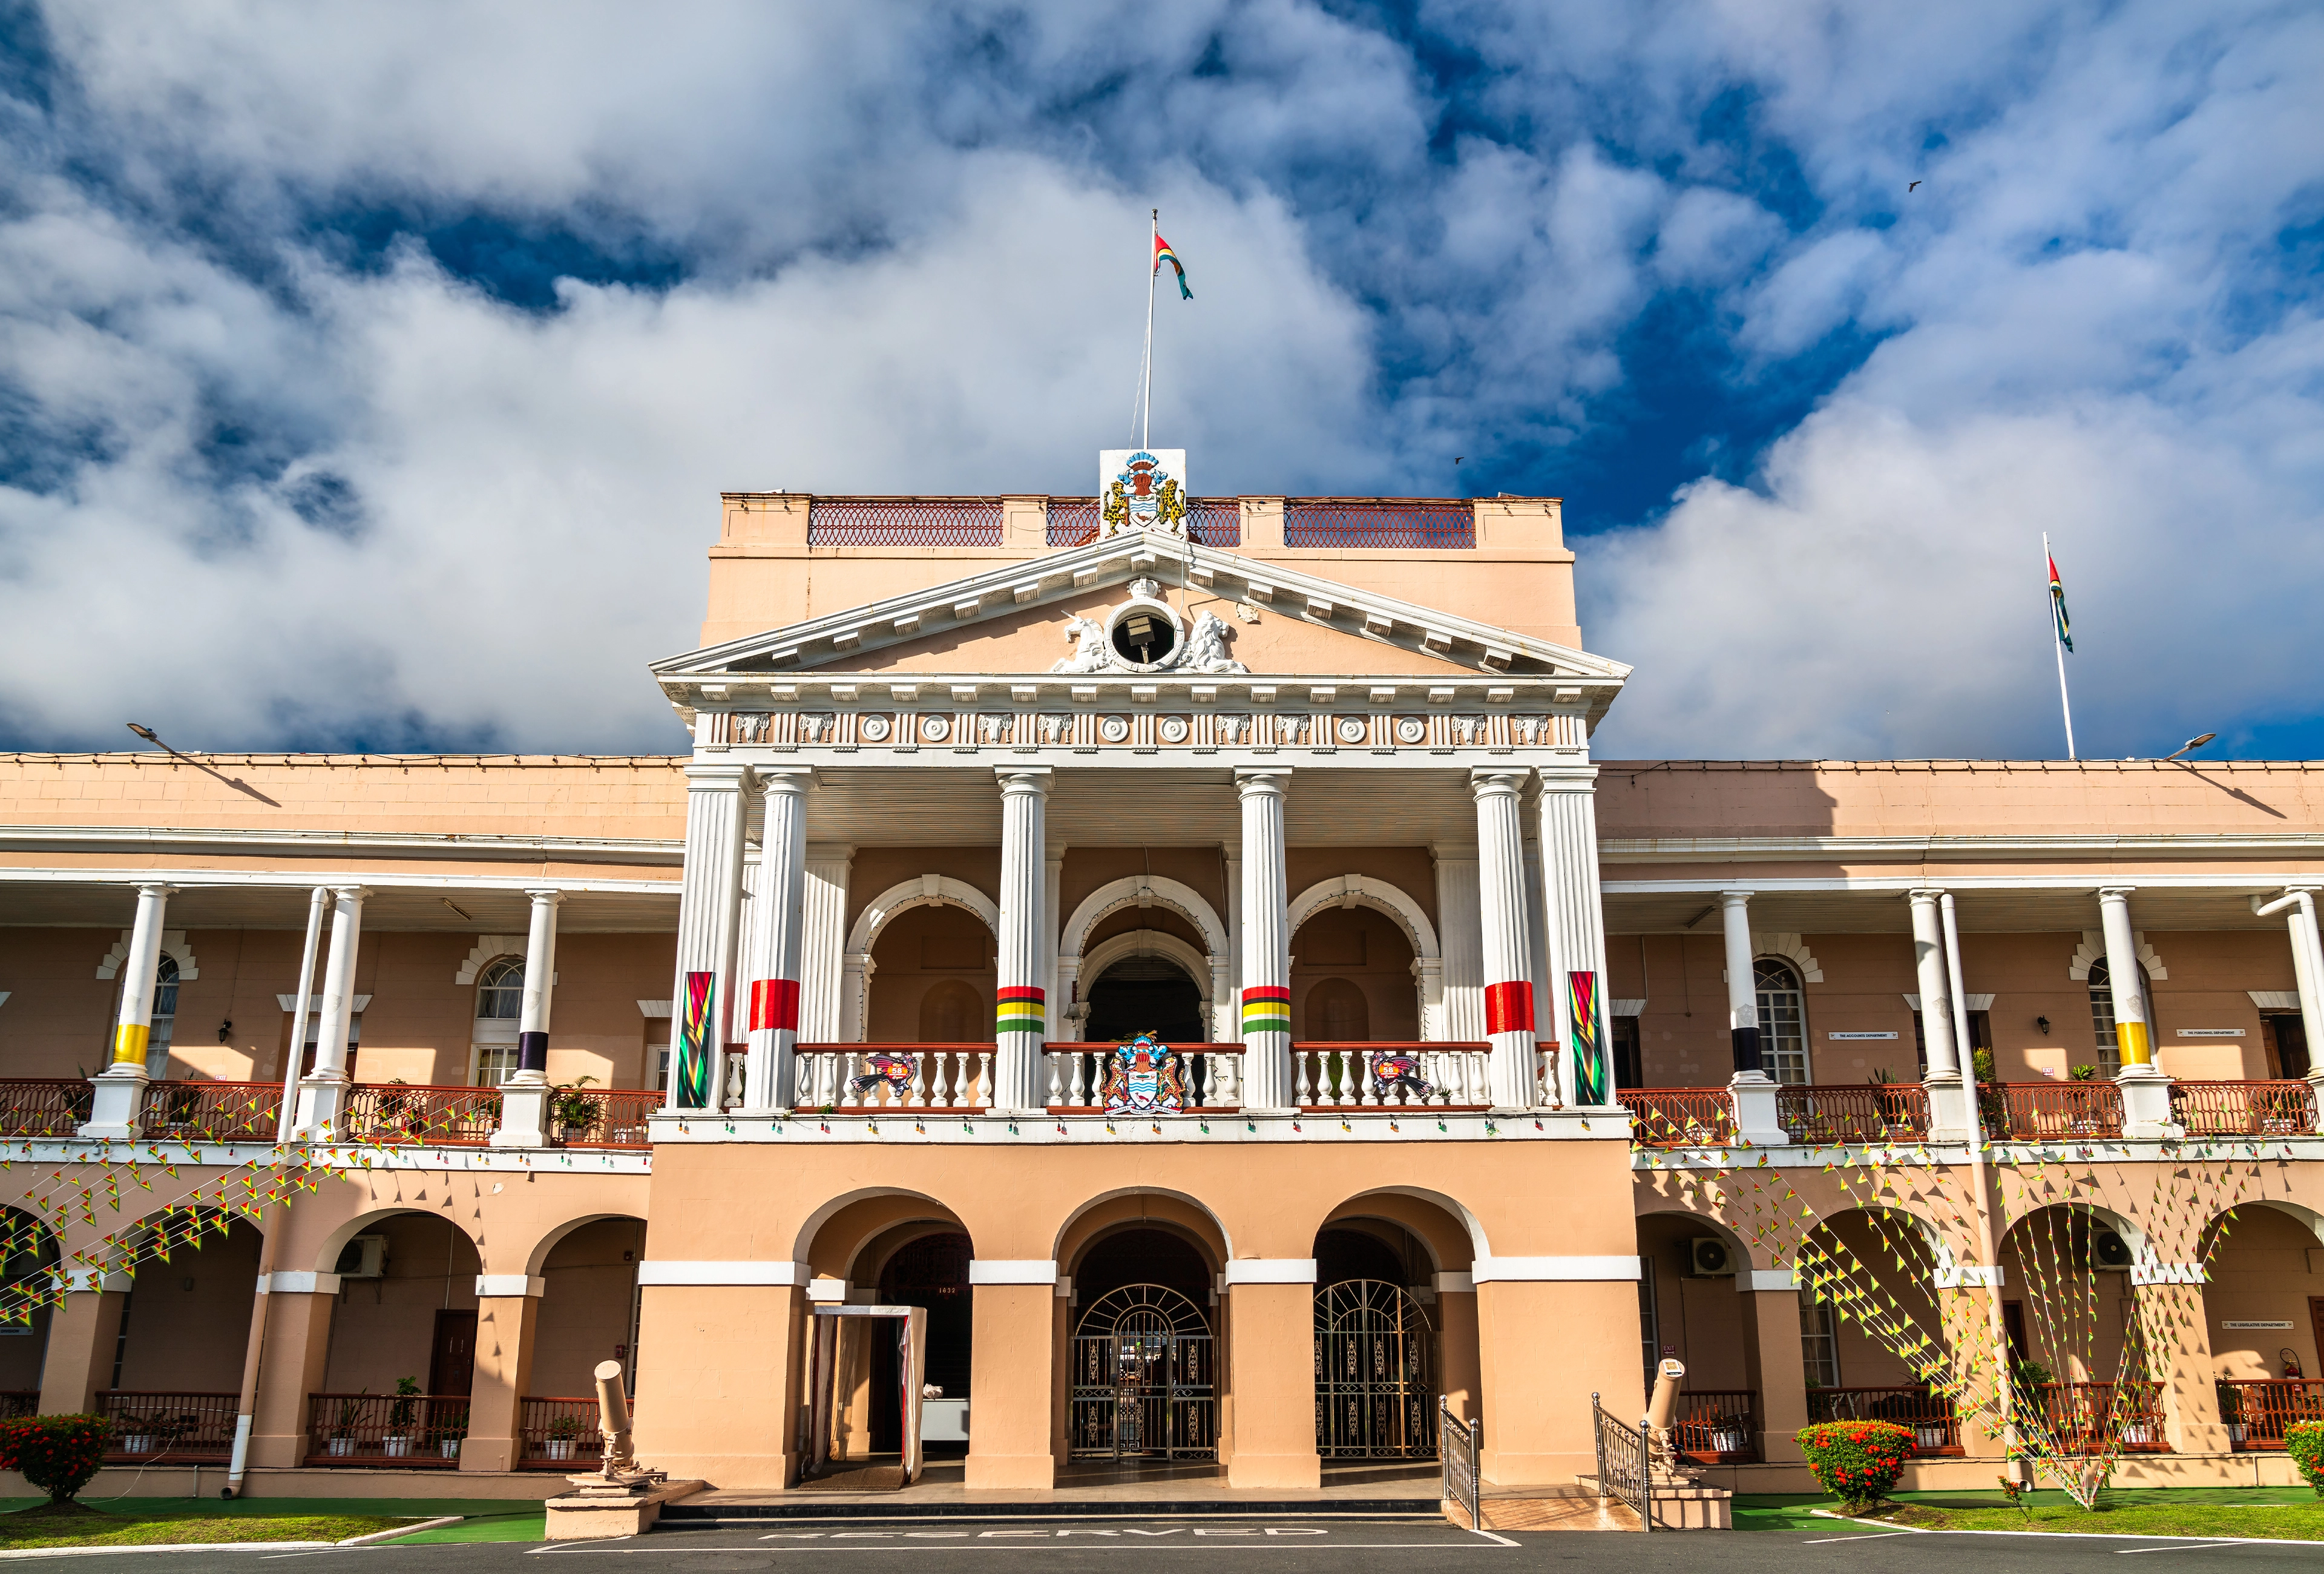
[665, 763, 752, 1111]
[490, 889, 564, 1148]
[80, 882, 177, 1140]
[993, 766, 1052, 1113]
[293, 885, 367, 1139]
[741, 769, 814, 1113]
[1431, 842, 1484, 1041]
[1720, 889, 1787, 1145]
[798, 843, 855, 1044]
[1235, 769, 1295, 1113]
[2099, 886, 2175, 1138]
[1472, 769, 1540, 1111]
[1536, 767, 1612, 1105]
[1908, 890, 1972, 1142]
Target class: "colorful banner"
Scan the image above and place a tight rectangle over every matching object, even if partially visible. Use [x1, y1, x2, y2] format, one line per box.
[1483, 980, 1534, 1036]
[677, 970, 715, 1108]
[1240, 984, 1290, 1038]
[749, 978, 800, 1033]
[1568, 970, 1608, 1105]
[996, 986, 1045, 1038]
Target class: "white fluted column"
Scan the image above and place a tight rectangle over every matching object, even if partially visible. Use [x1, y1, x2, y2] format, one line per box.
[799, 844, 853, 1044]
[491, 889, 565, 1147]
[1431, 843, 1483, 1041]
[1721, 889, 1785, 1145]
[740, 769, 813, 1113]
[2099, 886, 2173, 1137]
[1908, 889, 1971, 1144]
[1043, 848, 1066, 1044]
[1472, 769, 1538, 1110]
[666, 763, 752, 1111]
[80, 882, 177, 1139]
[293, 885, 367, 1138]
[994, 766, 1052, 1113]
[1537, 767, 1612, 1105]
[1236, 769, 1294, 1113]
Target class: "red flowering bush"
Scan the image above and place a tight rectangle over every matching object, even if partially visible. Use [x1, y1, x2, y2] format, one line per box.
[0, 1415, 111, 1502]
[2289, 1421, 2324, 1497]
[1796, 1420, 1915, 1509]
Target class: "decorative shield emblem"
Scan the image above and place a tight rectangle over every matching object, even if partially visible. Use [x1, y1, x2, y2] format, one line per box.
[849, 1052, 915, 1100]
[1368, 1050, 1434, 1102]
[1100, 1033, 1188, 1114]
[1097, 450, 1190, 536]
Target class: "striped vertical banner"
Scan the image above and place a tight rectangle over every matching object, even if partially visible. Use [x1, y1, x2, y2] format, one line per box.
[1568, 970, 1607, 1105]
[1240, 984, 1290, 1038]
[1483, 980, 1534, 1036]
[676, 970, 715, 1109]
[996, 985, 1045, 1039]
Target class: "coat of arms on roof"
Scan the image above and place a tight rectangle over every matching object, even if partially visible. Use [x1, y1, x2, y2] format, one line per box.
[1098, 449, 1188, 538]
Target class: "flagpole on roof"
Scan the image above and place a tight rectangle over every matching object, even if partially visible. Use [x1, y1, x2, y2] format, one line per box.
[2046, 532, 2077, 760]
[1140, 208, 1158, 450]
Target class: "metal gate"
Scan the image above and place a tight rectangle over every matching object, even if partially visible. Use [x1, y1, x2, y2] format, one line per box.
[1069, 1283, 1215, 1460]
[1315, 1279, 1437, 1457]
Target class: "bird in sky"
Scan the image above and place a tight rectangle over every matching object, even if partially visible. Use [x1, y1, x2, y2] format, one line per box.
[1908, 180, 1922, 191]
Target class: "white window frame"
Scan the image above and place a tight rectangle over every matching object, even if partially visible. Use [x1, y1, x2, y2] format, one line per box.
[1754, 957, 1810, 1085]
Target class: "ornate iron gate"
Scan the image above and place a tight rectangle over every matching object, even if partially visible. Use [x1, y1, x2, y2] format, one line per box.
[1315, 1279, 1437, 1457]
[1069, 1284, 1215, 1460]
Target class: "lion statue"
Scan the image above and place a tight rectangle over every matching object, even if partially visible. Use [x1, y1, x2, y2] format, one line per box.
[1051, 614, 1112, 674]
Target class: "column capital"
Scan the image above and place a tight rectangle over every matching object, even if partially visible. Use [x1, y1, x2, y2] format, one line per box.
[757, 766, 817, 795]
[327, 883, 370, 900]
[1533, 764, 1600, 791]
[1428, 840, 1478, 863]
[1718, 889, 1752, 906]
[1467, 766, 1528, 798]
[683, 760, 754, 789]
[131, 881, 179, 898]
[1233, 766, 1292, 792]
[806, 841, 857, 863]
[994, 764, 1054, 792]
[522, 888, 566, 907]
[1904, 887, 1946, 904]
[2096, 884, 2138, 900]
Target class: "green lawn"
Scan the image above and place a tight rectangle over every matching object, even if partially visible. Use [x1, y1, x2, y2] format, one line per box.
[1738, 1486, 2324, 1541]
[0, 1497, 548, 1547]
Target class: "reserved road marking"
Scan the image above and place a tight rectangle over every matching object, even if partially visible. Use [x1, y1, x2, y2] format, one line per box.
[2116, 1544, 2247, 1555]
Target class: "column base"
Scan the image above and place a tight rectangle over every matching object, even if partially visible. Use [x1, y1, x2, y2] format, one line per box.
[490, 1080, 551, 1148]
[291, 1073, 350, 1141]
[76, 1069, 149, 1141]
[1727, 1072, 1789, 1147]
[1224, 1451, 1321, 1490]
[2308, 1070, 2324, 1134]
[1924, 1073, 1977, 1144]
[2115, 1065, 2179, 1140]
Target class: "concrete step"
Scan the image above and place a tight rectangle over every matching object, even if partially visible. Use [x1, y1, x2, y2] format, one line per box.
[661, 1495, 1445, 1522]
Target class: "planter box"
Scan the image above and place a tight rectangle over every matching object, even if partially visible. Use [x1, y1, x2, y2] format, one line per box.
[382, 1437, 412, 1458]
[439, 1438, 463, 1459]
[120, 1434, 154, 1455]
[327, 1437, 355, 1457]
[545, 1439, 577, 1461]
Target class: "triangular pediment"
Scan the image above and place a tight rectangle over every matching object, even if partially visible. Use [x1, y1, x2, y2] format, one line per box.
[652, 529, 1630, 693]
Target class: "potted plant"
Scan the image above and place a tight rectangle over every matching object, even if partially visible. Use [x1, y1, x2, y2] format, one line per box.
[117, 1414, 155, 1455]
[425, 1411, 467, 1460]
[553, 1077, 602, 1144]
[327, 1393, 364, 1457]
[544, 1413, 584, 1461]
[382, 1377, 421, 1457]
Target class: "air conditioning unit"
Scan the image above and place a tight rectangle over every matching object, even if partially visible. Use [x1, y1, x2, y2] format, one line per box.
[1689, 1238, 1737, 1277]
[2093, 1231, 2134, 1270]
[335, 1234, 387, 1279]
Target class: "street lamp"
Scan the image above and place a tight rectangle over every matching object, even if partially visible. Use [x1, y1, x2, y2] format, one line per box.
[2162, 732, 2217, 762]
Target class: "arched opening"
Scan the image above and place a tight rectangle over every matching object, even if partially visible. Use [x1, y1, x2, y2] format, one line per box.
[870, 1231, 972, 1455]
[525, 1217, 648, 1464]
[1084, 955, 1204, 1045]
[2084, 958, 2154, 1078]
[322, 1213, 484, 1414]
[1634, 1211, 1762, 1461]
[1068, 1225, 1216, 1463]
[1793, 1210, 1959, 1452]
[1291, 906, 1416, 1041]
[2203, 1204, 2324, 1445]
[1753, 958, 1809, 1084]
[0, 1211, 59, 1404]
[868, 904, 994, 1043]
[1994, 1205, 2165, 1455]
[1313, 1222, 1436, 1458]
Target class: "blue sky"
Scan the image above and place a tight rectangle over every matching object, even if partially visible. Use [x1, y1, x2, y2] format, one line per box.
[1, 1, 2319, 761]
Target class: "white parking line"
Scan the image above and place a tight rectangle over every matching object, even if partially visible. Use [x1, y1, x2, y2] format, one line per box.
[2116, 1544, 2247, 1555]
[1801, 1532, 1916, 1543]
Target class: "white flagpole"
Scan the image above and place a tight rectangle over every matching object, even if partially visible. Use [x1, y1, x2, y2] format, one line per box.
[1141, 209, 1158, 450]
[2045, 532, 2076, 760]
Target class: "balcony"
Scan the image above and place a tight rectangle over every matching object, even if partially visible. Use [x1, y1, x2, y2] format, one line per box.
[1807, 1386, 1962, 1454]
[1673, 1390, 1759, 1463]
[304, 1392, 469, 1467]
[2220, 1379, 2324, 1449]
[2171, 1080, 2316, 1136]
[0, 1079, 92, 1138]
[1777, 1084, 1929, 1144]
[2030, 1380, 2170, 1452]
[1623, 1078, 2320, 1149]
[97, 1391, 239, 1463]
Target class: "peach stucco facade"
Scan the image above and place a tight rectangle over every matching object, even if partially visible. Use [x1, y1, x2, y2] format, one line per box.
[0, 484, 2319, 1501]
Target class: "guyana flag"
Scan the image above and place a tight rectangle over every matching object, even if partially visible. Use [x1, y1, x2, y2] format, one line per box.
[2048, 552, 2073, 653]
[1154, 234, 1192, 300]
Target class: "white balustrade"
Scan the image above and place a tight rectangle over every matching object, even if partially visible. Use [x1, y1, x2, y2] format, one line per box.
[1288, 1046, 1491, 1109]
[790, 1048, 995, 1112]
[1039, 1047, 1243, 1110]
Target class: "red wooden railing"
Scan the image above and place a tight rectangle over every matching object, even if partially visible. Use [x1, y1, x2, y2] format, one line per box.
[517, 1396, 601, 1469]
[2029, 1381, 2168, 1452]
[2171, 1081, 2316, 1136]
[1283, 499, 1474, 548]
[1988, 1082, 2124, 1141]
[336, 1085, 501, 1146]
[1620, 1088, 1738, 1148]
[304, 1393, 469, 1466]
[1807, 1386, 1961, 1454]
[548, 1088, 659, 1148]
[140, 1081, 281, 1143]
[98, 1391, 240, 1461]
[1778, 1084, 1929, 1144]
[0, 1392, 35, 1419]
[808, 498, 1003, 547]
[2220, 1379, 2324, 1449]
[1673, 1391, 1759, 1462]
[0, 1080, 92, 1139]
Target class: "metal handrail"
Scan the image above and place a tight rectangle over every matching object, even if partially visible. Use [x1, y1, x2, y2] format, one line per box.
[1439, 1395, 1480, 1531]
[1590, 1390, 1650, 1533]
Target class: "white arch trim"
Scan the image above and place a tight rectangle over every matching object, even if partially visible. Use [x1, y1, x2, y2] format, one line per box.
[1050, 1186, 1236, 1268]
[789, 1186, 971, 1274]
[457, 937, 528, 986]
[1075, 930, 1219, 1042]
[1285, 876, 1440, 962]
[519, 1211, 647, 1277]
[845, 876, 1000, 956]
[309, 1206, 483, 1277]
[95, 929, 198, 983]
[1059, 876, 1229, 961]
[2069, 930, 2168, 982]
[1751, 933, 1822, 985]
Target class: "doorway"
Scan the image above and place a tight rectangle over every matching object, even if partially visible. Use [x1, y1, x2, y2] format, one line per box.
[871, 1233, 972, 1455]
[1083, 956, 1204, 1045]
[428, 1310, 477, 1397]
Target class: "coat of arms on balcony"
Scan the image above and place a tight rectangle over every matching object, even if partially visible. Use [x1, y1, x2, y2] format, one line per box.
[1097, 450, 1188, 537]
[1101, 1033, 1187, 1114]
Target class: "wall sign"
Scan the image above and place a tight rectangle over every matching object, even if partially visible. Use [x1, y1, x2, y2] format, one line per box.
[1828, 1031, 1898, 1040]
[2222, 1320, 2293, 1329]
[2175, 1028, 2245, 1038]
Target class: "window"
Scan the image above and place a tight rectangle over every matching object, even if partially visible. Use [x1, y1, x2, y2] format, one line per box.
[297, 1012, 363, 1079]
[2086, 959, 2150, 1077]
[1612, 1016, 1642, 1091]
[1913, 1008, 1990, 1075]
[471, 1045, 520, 1087]
[143, 956, 180, 1075]
[1754, 959, 1810, 1085]
[1800, 1289, 1840, 1388]
[2265, 1014, 2311, 1079]
[476, 957, 525, 1021]
[1638, 1256, 1659, 1376]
